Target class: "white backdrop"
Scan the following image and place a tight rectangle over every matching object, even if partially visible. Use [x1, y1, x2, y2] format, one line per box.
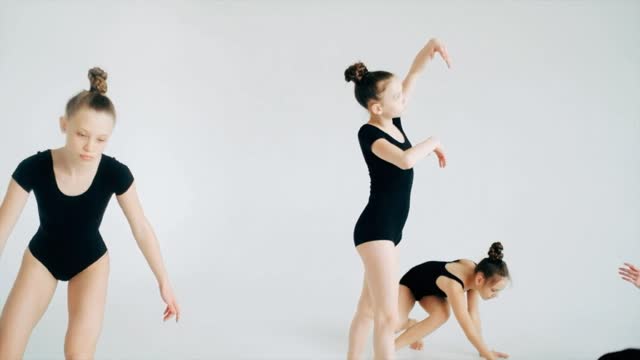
[0, 1, 638, 359]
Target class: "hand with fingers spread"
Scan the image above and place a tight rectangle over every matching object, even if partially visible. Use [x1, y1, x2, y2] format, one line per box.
[160, 282, 181, 322]
[619, 262, 640, 288]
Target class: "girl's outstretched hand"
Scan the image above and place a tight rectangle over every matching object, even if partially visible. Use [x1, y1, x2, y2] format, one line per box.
[619, 262, 640, 288]
[424, 38, 452, 68]
[160, 282, 181, 322]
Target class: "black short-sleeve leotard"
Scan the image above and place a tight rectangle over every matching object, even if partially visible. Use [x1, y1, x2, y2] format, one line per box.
[11, 149, 134, 281]
[354, 118, 414, 246]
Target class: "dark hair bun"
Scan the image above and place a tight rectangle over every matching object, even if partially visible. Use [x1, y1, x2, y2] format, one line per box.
[488, 242, 504, 261]
[88, 67, 108, 94]
[344, 62, 368, 83]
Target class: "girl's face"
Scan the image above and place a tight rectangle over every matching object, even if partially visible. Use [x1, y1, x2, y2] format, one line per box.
[370, 76, 405, 118]
[60, 107, 114, 163]
[475, 273, 508, 300]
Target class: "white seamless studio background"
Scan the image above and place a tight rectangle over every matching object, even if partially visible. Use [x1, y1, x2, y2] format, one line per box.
[0, 1, 638, 359]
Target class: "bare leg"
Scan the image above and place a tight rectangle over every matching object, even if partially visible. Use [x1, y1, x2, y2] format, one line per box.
[0, 249, 57, 359]
[347, 277, 374, 360]
[394, 285, 415, 332]
[349, 262, 417, 359]
[394, 296, 450, 350]
[393, 285, 421, 350]
[357, 240, 399, 360]
[64, 253, 109, 360]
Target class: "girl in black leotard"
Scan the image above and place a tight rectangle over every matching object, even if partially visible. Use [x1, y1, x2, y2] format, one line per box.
[346, 38, 451, 360]
[394, 243, 511, 360]
[0, 68, 180, 359]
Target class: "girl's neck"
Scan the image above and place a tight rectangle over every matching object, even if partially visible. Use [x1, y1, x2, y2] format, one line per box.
[459, 264, 478, 291]
[368, 114, 393, 126]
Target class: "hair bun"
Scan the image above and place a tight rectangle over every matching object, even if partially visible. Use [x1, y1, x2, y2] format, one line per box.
[344, 62, 369, 83]
[488, 242, 504, 262]
[88, 67, 108, 94]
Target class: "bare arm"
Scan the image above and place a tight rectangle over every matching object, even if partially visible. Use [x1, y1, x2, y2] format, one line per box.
[440, 279, 495, 360]
[117, 182, 180, 321]
[117, 182, 169, 285]
[466, 288, 510, 359]
[402, 38, 451, 104]
[467, 289, 484, 342]
[0, 179, 30, 257]
[371, 137, 445, 170]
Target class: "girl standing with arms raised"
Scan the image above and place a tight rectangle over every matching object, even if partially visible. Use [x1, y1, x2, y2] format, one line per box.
[345, 38, 450, 360]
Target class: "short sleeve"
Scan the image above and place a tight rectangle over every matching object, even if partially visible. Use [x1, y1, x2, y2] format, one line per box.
[11, 154, 41, 192]
[111, 158, 134, 195]
[358, 125, 385, 154]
